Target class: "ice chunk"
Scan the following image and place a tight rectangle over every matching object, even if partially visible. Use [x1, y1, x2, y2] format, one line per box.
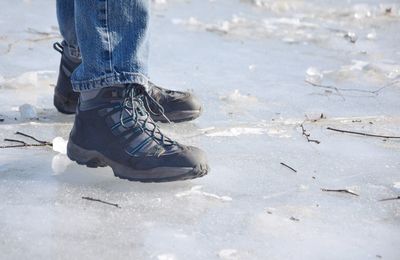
[19, 104, 38, 119]
[51, 154, 72, 174]
[218, 249, 239, 260]
[366, 31, 376, 40]
[52, 137, 68, 155]
[220, 89, 258, 103]
[348, 60, 369, 71]
[305, 67, 323, 84]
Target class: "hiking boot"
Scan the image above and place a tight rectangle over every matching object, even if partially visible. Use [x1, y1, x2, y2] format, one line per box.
[53, 41, 202, 122]
[67, 84, 209, 182]
[53, 42, 80, 114]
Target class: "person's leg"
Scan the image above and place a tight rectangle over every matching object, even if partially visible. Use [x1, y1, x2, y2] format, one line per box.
[66, 0, 209, 182]
[72, 0, 149, 91]
[56, 0, 80, 59]
[54, 0, 202, 122]
[54, 0, 80, 114]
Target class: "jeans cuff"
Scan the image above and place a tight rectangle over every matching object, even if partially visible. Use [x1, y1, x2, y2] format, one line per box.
[71, 72, 149, 92]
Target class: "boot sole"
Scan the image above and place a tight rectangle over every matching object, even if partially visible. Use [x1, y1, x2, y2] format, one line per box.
[67, 139, 209, 183]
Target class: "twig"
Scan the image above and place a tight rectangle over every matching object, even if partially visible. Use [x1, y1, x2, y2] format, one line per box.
[321, 188, 359, 196]
[82, 196, 121, 208]
[327, 127, 400, 139]
[15, 131, 52, 146]
[300, 124, 320, 144]
[280, 162, 297, 173]
[379, 196, 400, 202]
[1, 138, 48, 148]
[4, 138, 26, 145]
[0, 132, 52, 149]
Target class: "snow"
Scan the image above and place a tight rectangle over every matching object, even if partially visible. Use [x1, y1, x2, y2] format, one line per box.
[0, 0, 400, 259]
[218, 249, 239, 260]
[52, 136, 68, 154]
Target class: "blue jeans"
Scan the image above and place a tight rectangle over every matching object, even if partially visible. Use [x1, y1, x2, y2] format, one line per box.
[56, 0, 150, 92]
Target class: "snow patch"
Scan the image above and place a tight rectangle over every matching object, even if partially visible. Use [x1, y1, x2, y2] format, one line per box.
[152, 0, 167, 5]
[52, 137, 68, 155]
[175, 186, 232, 202]
[220, 89, 258, 103]
[203, 126, 290, 138]
[157, 253, 176, 260]
[205, 127, 265, 137]
[0, 71, 55, 89]
[218, 249, 239, 260]
[51, 154, 72, 174]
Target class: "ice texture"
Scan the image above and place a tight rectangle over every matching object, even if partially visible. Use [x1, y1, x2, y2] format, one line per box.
[0, 0, 400, 259]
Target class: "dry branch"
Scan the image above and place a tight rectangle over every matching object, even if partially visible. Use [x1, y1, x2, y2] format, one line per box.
[379, 196, 400, 202]
[300, 124, 320, 144]
[280, 162, 297, 173]
[15, 131, 52, 146]
[0, 132, 52, 149]
[82, 196, 121, 208]
[327, 127, 400, 139]
[321, 188, 359, 196]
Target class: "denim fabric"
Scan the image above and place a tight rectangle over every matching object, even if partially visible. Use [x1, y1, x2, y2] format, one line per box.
[56, 0, 150, 92]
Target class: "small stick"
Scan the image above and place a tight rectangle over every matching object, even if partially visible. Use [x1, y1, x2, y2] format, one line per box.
[379, 196, 400, 202]
[300, 124, 321, 144]
[1, 139, 48, 148]
[327, 127, 400, 139]
[321, 188, 359, 196]
[290, 216, 300, 222]
[4, 138, 27, 145]
[280, 162, 297, 173]
[15, 131, 52, 146]
[82, 196, 121, 208]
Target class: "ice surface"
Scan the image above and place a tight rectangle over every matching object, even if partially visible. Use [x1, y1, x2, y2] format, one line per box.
[0, 0, 400, 259]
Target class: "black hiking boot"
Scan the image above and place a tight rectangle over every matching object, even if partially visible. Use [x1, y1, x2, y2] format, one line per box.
[53, 42, 80, 114]
[67, 84, 209, 182]
[53, 41, 202, 122]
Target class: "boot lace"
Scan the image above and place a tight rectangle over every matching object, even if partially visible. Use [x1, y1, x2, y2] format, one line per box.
[119, 85, 174, 146]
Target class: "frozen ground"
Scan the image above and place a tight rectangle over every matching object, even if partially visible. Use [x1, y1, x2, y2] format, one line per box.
[0, 0, 400, 259]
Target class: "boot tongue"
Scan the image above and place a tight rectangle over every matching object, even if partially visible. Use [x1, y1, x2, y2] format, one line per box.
[79, 86, 126, 111]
